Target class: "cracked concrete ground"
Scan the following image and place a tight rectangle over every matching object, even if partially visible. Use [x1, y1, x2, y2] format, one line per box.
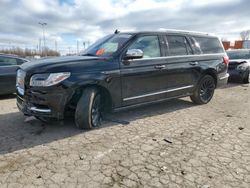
[0, 83, 249, 188]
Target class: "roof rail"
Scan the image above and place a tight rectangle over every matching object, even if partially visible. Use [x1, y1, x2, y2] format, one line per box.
[157, 28, 214, 36]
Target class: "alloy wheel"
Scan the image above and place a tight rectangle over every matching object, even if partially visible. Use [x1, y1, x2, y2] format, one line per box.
[199, 78, 215, 103]
[91, 94, 102, 127]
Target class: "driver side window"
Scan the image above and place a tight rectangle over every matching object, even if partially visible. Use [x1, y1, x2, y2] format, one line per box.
[128, 36, 161, 58]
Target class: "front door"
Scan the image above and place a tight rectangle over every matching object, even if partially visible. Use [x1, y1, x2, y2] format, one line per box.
[120, 35, 168, 106]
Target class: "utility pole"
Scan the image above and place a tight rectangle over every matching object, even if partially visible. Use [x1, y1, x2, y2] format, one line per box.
[55, 40, 57, 52]
[68, 47, 71, 55]
[38, 38, 41, 53]
[77, 40, 79, 55]
[38, 22, 47, 56]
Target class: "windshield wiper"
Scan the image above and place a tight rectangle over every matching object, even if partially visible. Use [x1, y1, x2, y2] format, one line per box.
[81, 53, 96, 56]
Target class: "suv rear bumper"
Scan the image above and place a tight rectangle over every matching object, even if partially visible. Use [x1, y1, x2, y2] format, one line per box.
[217, 73, 229, 87]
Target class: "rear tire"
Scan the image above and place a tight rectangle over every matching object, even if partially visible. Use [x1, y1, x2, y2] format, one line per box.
[190, 75, 216, 105]
[75, 87, 102, 130]
[243, 70, 249, 84]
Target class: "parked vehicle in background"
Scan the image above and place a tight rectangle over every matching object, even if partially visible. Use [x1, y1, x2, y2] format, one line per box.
[0, 54, 29, 95]
[226, 49, 250, 84]
[16, 30, 229, 130]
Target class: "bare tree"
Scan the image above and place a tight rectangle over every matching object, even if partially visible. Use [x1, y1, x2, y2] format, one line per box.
[221, 37, 229, 42]
[0, 47, 60, 57]
[240, 30, 250, 40]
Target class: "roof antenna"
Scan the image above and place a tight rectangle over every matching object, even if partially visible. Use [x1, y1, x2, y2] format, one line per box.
[114, 29, 120, 34]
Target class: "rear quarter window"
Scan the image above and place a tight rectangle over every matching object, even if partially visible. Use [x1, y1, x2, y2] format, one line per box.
[166, 35, 192, 56]
[192, 36, 224, 54]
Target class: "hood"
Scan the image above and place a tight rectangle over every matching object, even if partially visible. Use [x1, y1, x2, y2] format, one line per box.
[20, 55, 113, 74]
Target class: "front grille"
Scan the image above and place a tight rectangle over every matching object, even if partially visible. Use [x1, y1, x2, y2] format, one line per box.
[228, 63, 237, 70]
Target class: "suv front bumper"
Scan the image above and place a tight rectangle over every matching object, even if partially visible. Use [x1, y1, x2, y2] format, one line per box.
[16, 87, 72, 119]
[228, 69, 248, 81]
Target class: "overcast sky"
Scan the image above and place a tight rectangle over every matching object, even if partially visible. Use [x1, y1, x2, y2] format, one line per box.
[0, 0, 249, 54]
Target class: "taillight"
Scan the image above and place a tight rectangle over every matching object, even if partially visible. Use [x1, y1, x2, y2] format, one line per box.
[223, 56, 229, 65]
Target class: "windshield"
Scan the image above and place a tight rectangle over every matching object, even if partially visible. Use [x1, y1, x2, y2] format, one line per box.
[227, 51, 250, 59]
[82, 34, 132, 57]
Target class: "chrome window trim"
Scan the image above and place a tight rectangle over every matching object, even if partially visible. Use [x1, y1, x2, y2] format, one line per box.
[129, 53, 225, 62]
[123, 85, 194, 101]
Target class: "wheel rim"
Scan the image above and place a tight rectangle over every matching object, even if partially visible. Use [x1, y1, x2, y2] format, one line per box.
[91, 94, 102, 127]
[199, 78, 215, 103]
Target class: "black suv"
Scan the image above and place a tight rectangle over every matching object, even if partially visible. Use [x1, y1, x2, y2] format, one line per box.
[17, 30, 229, 129]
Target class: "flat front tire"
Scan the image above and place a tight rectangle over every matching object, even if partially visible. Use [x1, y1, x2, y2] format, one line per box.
[75, 88, 102, 130]
[190, 75, 216, 105]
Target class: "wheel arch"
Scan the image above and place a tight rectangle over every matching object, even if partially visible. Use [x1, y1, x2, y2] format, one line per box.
[66, 83, 113, 114]
[203, 68, 218, 87]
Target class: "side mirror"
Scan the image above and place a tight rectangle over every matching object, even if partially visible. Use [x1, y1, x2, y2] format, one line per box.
[124, 49, 143, 60]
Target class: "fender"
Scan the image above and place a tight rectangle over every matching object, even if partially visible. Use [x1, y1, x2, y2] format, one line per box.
[68, 69, 122, 108]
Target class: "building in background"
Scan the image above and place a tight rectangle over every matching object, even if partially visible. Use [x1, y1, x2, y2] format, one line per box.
[222, 40, 250, 50]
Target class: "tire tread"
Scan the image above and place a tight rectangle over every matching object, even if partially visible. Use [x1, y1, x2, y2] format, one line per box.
[75, 87, 98, 130]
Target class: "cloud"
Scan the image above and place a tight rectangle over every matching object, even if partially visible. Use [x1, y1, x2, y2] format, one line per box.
[0, 0, 249, 54]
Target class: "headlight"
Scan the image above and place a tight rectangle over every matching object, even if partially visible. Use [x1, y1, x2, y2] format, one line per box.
[30, 72, 71, 87]
[237, 65, 246, 71]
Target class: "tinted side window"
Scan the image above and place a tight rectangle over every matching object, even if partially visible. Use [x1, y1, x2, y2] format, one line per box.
[193, 37, 224, 54]
[128, 36, 161, 58]
[167, 35, 190, 56]
[0, 57, 17, 66]
[16, 58, 26, 65]
[189, 37, 202, 54]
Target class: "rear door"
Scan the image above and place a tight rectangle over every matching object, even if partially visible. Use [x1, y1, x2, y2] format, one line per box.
[163, 34, 201, 97]
[120, 34, 168, 106]
[0, 56, 19, 94]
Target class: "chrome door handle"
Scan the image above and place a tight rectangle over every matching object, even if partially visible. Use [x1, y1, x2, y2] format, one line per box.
[154, 65, 166, 69]
[190, 61, 198, 66]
